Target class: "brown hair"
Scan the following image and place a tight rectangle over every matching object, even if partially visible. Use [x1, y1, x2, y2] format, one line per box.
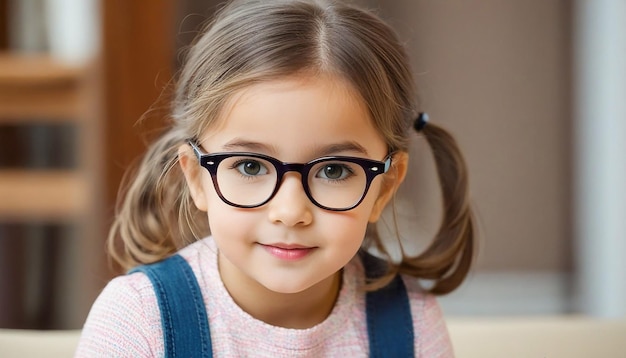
[109, 0, 475, 295]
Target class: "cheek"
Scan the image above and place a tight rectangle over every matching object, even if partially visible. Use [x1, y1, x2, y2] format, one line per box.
[204, 190, 250, 238]
[202, 175, 235, 233]
[359, 180, 384, 213]
[315, 200, 376, 248]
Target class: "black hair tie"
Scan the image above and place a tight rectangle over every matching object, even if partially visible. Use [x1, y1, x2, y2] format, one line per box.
[414, 112, 429, 132]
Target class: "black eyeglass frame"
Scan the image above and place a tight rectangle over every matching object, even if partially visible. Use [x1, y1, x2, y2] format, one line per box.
[189, 141, 392, 211]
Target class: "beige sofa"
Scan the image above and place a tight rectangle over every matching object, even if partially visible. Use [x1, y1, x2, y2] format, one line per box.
[0, 329, 80, 357]
[448, 316, 626, 357]
[1, 316, 625, 357]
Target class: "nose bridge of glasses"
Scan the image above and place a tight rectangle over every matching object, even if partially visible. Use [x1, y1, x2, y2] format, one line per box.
[276, 162, 308, 187]
[270, 162, 314, 209]
[282, 162, 306, 171]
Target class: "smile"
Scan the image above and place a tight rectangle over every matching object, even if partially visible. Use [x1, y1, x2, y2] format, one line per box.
[259, 243, 316, 261]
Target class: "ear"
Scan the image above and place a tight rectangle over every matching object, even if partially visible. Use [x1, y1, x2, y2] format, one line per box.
[368, 151, 408, 222]
[178, 144, 208, 212]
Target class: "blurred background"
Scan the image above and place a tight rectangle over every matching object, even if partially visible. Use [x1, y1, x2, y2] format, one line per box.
[0, 0, 624, 330]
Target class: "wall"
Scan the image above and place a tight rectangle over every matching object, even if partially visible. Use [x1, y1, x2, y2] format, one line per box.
[359, 0, 573, 314]
[366, 0, 572, 273]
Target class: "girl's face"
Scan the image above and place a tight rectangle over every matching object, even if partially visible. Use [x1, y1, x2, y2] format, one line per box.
[180, 75, 406, 297]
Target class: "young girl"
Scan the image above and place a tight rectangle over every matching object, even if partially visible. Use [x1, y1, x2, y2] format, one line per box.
[76, 0, 474, 356]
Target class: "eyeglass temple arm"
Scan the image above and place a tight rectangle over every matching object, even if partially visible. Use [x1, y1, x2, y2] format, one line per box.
[187, 140, 203, 160]
[383, 155, 392, 172]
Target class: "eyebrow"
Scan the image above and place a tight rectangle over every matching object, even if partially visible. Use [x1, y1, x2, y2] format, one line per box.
[221, 139, 370, 158]
[221, 139, 278, 153]
[315, 142, 369, 157]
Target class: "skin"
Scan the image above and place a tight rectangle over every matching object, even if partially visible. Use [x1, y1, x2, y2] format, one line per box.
[179, 75, 408, 329]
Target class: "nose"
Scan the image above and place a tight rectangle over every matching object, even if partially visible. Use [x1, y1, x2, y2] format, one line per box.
[267, 173, 313, 227]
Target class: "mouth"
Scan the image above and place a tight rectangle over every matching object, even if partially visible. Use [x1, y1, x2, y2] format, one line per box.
[258, 243, 317, 261]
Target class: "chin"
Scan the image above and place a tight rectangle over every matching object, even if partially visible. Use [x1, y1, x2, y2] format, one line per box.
[259, 278, 318, 295]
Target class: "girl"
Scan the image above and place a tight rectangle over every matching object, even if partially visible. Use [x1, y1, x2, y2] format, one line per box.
[76, 0, 474, 356]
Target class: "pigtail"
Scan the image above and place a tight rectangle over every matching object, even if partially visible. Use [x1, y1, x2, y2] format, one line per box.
[396, 121, 475, 294]
[107, 129, 207, 271]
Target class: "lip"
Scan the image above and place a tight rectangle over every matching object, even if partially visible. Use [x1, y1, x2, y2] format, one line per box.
[259, 243, 316, 261]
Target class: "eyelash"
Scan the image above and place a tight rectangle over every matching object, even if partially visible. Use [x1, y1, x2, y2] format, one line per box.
[229, 159, 270, 178]
[314, 163, 355, 182]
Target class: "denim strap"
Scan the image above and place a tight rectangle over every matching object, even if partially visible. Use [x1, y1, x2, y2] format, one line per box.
[362, 252, 415, 357]
[130, 252, 413, 357]
[129, 254, 212, 358]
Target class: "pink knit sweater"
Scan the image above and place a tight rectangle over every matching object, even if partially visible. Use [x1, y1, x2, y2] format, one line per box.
[76, 238, 454, 357]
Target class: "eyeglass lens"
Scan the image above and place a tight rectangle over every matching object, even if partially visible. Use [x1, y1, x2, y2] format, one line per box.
[215, 155, 368, 209]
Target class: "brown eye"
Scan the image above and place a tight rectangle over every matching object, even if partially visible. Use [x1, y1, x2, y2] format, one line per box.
[235, 160, 267, 176]
[316, 164, 352, 181]
[323, 165, 343, 179]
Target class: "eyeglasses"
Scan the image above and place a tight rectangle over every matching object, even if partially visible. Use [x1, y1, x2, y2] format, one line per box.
[189, 141, 392, 211]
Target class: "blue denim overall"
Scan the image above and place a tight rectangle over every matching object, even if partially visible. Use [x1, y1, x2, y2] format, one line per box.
[131, 252, 414, 357]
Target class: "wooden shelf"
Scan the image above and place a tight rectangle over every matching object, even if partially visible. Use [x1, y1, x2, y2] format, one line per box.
[0, 170, 88, 221]
[0, 53, 95, 221]
[0, 52, 83, 85]
[0, 50, 104, 328]
[0, 53, 85, 120]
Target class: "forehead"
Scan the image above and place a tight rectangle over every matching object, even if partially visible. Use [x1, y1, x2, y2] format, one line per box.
[201, 75, 388, 159]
